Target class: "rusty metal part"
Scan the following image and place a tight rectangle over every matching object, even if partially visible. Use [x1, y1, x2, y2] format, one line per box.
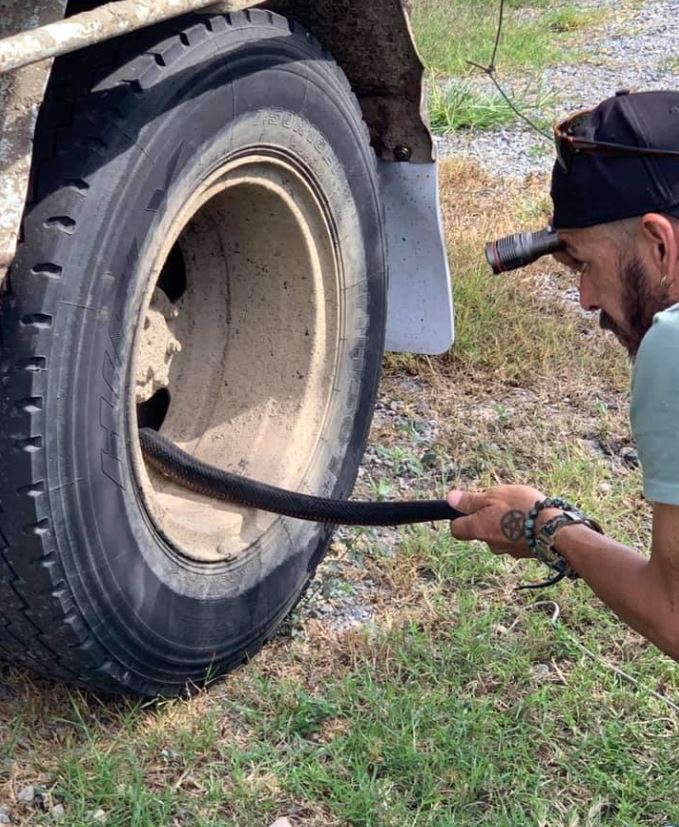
[0, 0, 255, 74]
[0, 0, 66, 288]
[267, 0, 433, 163]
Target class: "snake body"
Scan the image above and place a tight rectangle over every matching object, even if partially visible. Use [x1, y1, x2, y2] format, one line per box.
[139, 427, 464, 527]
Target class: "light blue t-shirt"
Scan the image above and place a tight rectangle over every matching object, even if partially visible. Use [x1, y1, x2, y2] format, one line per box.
[631, 302, 679, 505]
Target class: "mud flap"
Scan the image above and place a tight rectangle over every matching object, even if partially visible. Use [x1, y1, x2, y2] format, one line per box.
[379, 158, 455, 355]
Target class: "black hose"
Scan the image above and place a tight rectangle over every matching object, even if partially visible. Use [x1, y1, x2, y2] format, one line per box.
[139, 428, 465, 527]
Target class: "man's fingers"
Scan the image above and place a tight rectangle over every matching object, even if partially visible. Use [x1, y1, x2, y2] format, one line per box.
[447, 489, 489, 515]
[447, 490, 489, 541]
[449, 513, 485, 542]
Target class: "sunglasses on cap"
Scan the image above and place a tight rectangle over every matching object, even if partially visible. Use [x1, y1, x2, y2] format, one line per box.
[554, 108, 679, 174]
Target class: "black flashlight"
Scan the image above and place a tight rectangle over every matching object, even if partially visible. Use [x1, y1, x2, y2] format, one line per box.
[485, 226, 565, 274]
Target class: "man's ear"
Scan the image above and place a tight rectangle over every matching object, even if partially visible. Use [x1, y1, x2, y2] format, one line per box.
[639, 213, 678, 280]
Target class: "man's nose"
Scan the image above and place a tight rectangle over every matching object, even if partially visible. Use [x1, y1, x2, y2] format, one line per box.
[579, 272, 601, 312]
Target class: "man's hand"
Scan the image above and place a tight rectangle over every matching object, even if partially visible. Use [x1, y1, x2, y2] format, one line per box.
[447, 485, 560, 558]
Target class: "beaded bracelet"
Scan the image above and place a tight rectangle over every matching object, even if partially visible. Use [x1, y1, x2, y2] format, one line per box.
[523, 496, 575, 554]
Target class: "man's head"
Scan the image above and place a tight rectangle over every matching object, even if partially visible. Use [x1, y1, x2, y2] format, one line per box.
[551, 90, 679, 356]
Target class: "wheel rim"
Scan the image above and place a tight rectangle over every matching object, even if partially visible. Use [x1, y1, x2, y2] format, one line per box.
[130, 154, 341, 563]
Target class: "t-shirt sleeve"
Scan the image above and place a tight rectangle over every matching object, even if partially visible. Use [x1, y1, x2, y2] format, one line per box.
[631, 305, 679, 505]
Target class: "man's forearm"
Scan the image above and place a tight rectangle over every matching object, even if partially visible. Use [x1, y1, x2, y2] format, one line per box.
[553, 524, 679, 661]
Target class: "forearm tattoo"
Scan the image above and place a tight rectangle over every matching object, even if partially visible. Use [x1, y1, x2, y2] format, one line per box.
[500, 509, 525, 543]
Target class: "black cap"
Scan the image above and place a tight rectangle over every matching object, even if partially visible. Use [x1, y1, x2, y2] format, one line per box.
[551, 90, 679, 229]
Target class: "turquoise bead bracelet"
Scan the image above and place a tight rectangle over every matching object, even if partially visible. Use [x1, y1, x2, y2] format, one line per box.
[523, 497, 575, 553]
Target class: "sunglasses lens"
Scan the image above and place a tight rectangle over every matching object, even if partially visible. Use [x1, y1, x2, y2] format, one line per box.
[553, 107, 594, 173]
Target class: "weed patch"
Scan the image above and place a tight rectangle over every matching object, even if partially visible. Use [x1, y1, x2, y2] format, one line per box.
[410, 0, 583, 77]
[428, 77, 555, 134]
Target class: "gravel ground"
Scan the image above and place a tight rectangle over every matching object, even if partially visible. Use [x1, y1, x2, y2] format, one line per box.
[299, 373, 639, 632]
[300, 382, 448, 631]
[437, 0, 679, 178]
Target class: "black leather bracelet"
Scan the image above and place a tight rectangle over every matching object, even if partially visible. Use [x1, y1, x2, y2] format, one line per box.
[519, 497, 604, 590]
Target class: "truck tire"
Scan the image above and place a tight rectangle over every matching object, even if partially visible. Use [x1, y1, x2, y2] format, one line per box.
[0, 11, 386, 696]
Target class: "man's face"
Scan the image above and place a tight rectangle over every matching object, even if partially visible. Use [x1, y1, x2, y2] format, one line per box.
[556, 222, 673, 357]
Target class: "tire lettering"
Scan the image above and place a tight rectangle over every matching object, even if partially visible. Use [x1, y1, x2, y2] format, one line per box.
[102, 352, 120, 398]
[99, 396, 123, 489]
[100, 261, 128, 489]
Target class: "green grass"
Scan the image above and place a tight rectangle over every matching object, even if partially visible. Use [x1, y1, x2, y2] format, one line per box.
[409, 0, 585, 77]
[411, 0, 609, 133]
[446, 245, 630, 391]
[2, 224, 676, 824]
[544, 4, 605, 33]
[428, 78, 555, 134]
[1, 148, 677, 827]
[659, 55, 679, 74]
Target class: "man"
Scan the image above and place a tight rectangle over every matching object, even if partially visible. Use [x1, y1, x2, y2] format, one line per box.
[447, 90, 679, 662]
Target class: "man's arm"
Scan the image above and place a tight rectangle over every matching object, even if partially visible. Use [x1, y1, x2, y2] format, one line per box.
[549, 507, 679, 660]
[448, 487, 679, 661]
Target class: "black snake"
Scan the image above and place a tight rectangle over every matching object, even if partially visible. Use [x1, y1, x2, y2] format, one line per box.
[139, 427, 464, 526]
